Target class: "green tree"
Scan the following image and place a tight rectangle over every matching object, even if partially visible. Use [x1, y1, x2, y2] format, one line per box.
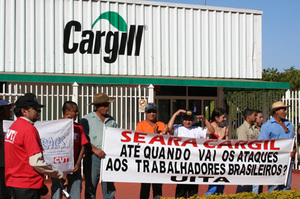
[262, 66, 300, 90]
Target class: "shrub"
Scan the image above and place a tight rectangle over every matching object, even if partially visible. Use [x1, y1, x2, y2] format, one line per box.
[161, 189, 300, 199]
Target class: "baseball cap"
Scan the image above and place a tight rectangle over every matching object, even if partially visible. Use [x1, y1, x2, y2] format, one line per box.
[145, 103, 157, 112]
[15, 93, 45, 109]
[0, 99, 14, 107]
[182, 110, 195, 119]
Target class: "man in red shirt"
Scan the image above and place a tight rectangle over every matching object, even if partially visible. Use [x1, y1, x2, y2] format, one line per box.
[51, 101, 88, 199]
[5, 93, 67, 199]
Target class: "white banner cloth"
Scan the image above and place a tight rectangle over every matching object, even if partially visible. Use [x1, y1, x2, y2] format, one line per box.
[101, 127, 293, 185]
[3, 119, 74, 173]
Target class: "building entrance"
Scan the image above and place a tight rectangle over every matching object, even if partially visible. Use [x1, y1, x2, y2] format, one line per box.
[154, 86, 218, 125]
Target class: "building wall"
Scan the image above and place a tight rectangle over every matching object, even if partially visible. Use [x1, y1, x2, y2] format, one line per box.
[1, 0, 262, 79]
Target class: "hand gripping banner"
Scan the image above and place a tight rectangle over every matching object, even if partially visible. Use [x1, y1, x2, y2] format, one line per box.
[100, 127, 294, 185]
[3, 119, 74, 173]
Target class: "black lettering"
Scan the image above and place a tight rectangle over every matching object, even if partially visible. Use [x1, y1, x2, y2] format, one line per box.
[121, 159, 128, 172]
[79, 30, 94, 53]
[170, 176, 188, 182]
[105, 158, 113, 171]
[64, 21, 81, 53]
[213, 177, 230, 183]
[135, 25, 144, 55]
[94, 31, 106, 54]
[104, 31, 119, 63]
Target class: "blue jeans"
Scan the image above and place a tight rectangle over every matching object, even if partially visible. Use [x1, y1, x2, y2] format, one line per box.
[268, 158, 294, 193]
[252, 185, 263, 194]
[83, 153, 116, 199]
[206, 185, 224, 195]
[51, 170, 82, 199]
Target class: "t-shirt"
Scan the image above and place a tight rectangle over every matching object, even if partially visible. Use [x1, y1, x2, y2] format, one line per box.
[5, 117, 44, 189]
[173, 124, 207, 138]
[73, 122, 89, 163]
[136, 120, 166, 134]
[80, 112, 118, 150]
[258, 117, 294, 139]
[237, 121, 257, 140]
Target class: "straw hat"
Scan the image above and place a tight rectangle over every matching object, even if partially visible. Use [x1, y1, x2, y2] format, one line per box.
[270, 101, 290, 114]
[89, 93, 115, 105]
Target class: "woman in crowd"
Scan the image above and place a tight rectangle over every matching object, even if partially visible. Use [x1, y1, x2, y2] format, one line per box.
[206, 107, 229, 195]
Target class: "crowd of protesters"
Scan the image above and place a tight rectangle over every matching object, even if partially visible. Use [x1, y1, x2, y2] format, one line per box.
[0, 92, 297, 199]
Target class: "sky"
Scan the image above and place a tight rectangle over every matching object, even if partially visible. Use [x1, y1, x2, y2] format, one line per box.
[149, 0, 300, 72]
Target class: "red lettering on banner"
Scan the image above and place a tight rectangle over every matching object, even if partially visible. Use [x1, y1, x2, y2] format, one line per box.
[270, 140, 280, 150]
[234, 140, 248, 149]
[121, 131, 132, 142]
[120, 130, 281, 151]
[167, 136, 182, 146]
[149, 135, 166, 145]
[204, 139, 281, 150]
[217, 140, 233, 149]
[181, 138, 198, 147]
[204, 140, 218, 148]
[248, 140, 262, 150]
[53, 156, 69, 164]
[134, 132, 147, 143]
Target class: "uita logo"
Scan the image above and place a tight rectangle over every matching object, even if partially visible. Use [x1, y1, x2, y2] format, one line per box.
[64, 11, 144, 63]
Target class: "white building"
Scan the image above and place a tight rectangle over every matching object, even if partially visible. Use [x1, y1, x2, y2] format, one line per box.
[0, 0, 289, 129]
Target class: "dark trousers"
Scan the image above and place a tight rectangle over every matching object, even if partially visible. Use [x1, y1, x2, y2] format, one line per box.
[175, 184, 198, 198]
[140, 183, 162, 199]
[9, 187, 40, 199]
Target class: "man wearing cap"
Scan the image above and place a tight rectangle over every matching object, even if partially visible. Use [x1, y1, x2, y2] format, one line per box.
[258, 101, 295, 192]
[80, 93, 118, 199]
[136, 102, 165, 199]
[4, 93, 67, 199]
[166, 109, 215, 198]
[0, 99, 14, 199]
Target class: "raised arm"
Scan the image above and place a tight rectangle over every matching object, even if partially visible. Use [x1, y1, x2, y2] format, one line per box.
[167, 109, 186, 135]
[196, 115, 215, 135]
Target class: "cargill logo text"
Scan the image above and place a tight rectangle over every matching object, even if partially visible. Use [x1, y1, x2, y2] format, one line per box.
[64, 11, 144, 63]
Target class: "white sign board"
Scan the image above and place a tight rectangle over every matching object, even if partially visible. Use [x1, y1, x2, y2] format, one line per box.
[101, 127, 293, 185]
[3, 119, 74, 173]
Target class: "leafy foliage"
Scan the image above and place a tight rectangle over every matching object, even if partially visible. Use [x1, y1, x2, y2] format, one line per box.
[262, 66, 300, 90]
[161, 189, 300, 199]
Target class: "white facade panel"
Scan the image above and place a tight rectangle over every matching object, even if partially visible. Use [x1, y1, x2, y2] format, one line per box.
[0, 0, 263, 79]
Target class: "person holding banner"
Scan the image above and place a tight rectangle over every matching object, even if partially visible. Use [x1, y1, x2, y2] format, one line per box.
[80, 93, 118, 199]
[5, 93, 67, 199]
[206, 107, 229, 196]
[136, 102, 165, 199]
[167, 109, 215, 198]
[252, 110, 264, 194]
[258, 101, 295, 193]
[236, 109, 258, 193]
[51, 101, 89, 199]
[0, 99, 14, 199]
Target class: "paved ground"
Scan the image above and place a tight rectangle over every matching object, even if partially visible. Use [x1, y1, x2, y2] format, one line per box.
[43, 170, 300, 198]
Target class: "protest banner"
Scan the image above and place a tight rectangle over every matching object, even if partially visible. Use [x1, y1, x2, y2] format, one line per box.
[101, 127, 294, 185]
[3, 119, 74, 173]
